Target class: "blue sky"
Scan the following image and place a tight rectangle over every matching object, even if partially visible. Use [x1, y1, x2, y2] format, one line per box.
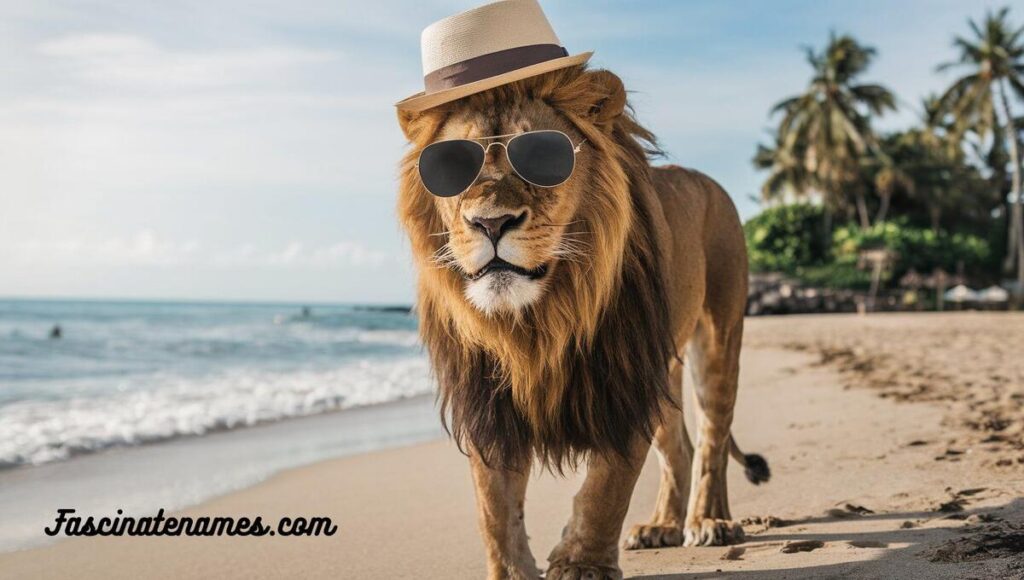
[0, 0, 1008, 303]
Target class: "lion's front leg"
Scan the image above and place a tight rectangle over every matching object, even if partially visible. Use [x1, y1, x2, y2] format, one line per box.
[547, 439, 648, 580]
[624, 363, 692, 550]
[469, 452, 540, 580]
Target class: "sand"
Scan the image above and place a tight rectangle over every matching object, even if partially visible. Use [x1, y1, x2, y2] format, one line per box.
[2, 312, 1022, 579]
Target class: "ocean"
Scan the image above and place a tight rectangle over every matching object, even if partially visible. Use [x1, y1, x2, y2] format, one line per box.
[0, 299, 433, 468]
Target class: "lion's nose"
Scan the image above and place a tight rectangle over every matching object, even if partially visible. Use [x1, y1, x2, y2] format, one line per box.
[466, 212, 526, 245]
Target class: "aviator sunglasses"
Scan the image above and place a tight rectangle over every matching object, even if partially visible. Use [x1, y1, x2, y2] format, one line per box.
[416, 130, 586, 198]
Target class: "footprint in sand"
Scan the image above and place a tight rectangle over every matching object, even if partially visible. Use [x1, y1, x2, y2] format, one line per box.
[781, 540, 825, 553]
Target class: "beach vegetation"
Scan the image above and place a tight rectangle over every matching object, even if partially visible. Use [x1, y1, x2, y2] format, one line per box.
[750, 6, 1024, 296]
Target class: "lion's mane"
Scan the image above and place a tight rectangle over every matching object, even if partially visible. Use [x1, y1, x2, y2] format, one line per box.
[398, 66, 676, 470]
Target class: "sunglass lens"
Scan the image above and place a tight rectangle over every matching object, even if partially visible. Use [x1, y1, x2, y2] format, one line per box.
[418, 140, 485, 197]
[507, 131, 575, 187]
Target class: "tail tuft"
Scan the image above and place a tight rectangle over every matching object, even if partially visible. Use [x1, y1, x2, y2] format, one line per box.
[743, 454, 771, 485]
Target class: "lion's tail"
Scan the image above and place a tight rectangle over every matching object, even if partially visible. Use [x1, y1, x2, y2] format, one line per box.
[728, 435, 771, 485]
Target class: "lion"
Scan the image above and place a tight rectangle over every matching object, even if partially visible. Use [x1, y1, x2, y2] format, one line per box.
[397, 65, 769, 580]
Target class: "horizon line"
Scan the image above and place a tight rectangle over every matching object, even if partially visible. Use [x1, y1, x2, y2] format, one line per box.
[0, 294, 414, 308]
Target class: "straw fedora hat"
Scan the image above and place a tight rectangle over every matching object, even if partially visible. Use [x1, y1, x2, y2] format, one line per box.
[396, 0, 592, 112]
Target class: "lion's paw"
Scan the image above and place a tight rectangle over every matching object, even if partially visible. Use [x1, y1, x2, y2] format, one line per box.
[545, 563, 621, 580]
[622, 523, 684, 550]
[683, 518, 745, 547]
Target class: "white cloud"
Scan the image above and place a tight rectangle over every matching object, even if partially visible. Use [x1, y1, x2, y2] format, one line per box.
[0, 27, 407, 199]
[2, 232, 392, 269]
[7, 231, 200, 267]
[266, 241, 390, 268]
[36, 33, 341, 89]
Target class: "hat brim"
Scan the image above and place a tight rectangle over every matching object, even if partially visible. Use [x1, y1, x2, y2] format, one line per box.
[396, 51, 593, 112]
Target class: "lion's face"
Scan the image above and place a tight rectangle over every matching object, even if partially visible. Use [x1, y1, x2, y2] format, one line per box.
[400, 68, 634, 329]
[428, 102, 591, 314]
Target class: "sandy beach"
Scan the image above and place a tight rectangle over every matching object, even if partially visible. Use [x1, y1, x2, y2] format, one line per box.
[2, 312, 1022, 579]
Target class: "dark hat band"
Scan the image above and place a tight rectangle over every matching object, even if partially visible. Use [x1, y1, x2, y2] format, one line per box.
[423, 43, 568, 93]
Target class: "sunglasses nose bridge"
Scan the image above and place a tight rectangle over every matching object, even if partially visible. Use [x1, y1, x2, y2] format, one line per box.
[477, 141, 512, 181]
[483, 141, 507, 155]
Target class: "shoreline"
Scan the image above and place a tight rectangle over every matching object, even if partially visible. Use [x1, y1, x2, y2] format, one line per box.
[0, 391, 437, 474]
[0, 394, 443, 553]
[2, 313, 1021, 578]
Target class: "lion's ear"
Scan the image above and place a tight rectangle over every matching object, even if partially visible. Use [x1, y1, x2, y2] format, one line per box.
[397, 108, 427, 142]
[585, 70, 627, 125]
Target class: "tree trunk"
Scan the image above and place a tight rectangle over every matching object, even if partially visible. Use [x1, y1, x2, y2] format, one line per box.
[874, 192, 891, 225]
[821, 205, 834, 256]
[997, 80, 1023, 292]
[854, 190, 871, 229]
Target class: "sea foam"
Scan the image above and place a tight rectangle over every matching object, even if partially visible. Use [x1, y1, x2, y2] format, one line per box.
[0, 355, 434, 467]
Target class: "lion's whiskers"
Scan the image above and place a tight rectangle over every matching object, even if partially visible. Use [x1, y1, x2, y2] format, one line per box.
[430, 242, 458, 270]
[536, 220, 585, 228]
[553, 242, 590, 256]
[550, 235, 591, 267]
[554, 235, 592, 251]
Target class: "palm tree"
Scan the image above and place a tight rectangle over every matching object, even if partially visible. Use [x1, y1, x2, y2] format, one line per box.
[936, 7, 1024, 288]
[770, 33, 897, 228]
[871, 153, 911, 225]
[753, 134, 837, 247]
[752, 134, 813, 205]
[877, 128, 991, 233]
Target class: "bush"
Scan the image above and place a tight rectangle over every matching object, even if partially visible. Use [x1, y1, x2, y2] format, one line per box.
[744, 204, 829, 274]
[831, 219, 991, 280]
[743, 206, 994, 289]
[796, 263, 874, 290]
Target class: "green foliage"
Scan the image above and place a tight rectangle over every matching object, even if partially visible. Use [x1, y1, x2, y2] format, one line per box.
[744, 204, 829, 274]
[795, 263, 874, 290]
[832, 220, 992, 279]
[744, 207, 995, 289]
[871, 129, 998, 233]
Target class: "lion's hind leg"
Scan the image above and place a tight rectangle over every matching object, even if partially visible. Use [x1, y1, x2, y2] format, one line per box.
[683, 317, 745, 547]
[623, 361, 693, 550]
